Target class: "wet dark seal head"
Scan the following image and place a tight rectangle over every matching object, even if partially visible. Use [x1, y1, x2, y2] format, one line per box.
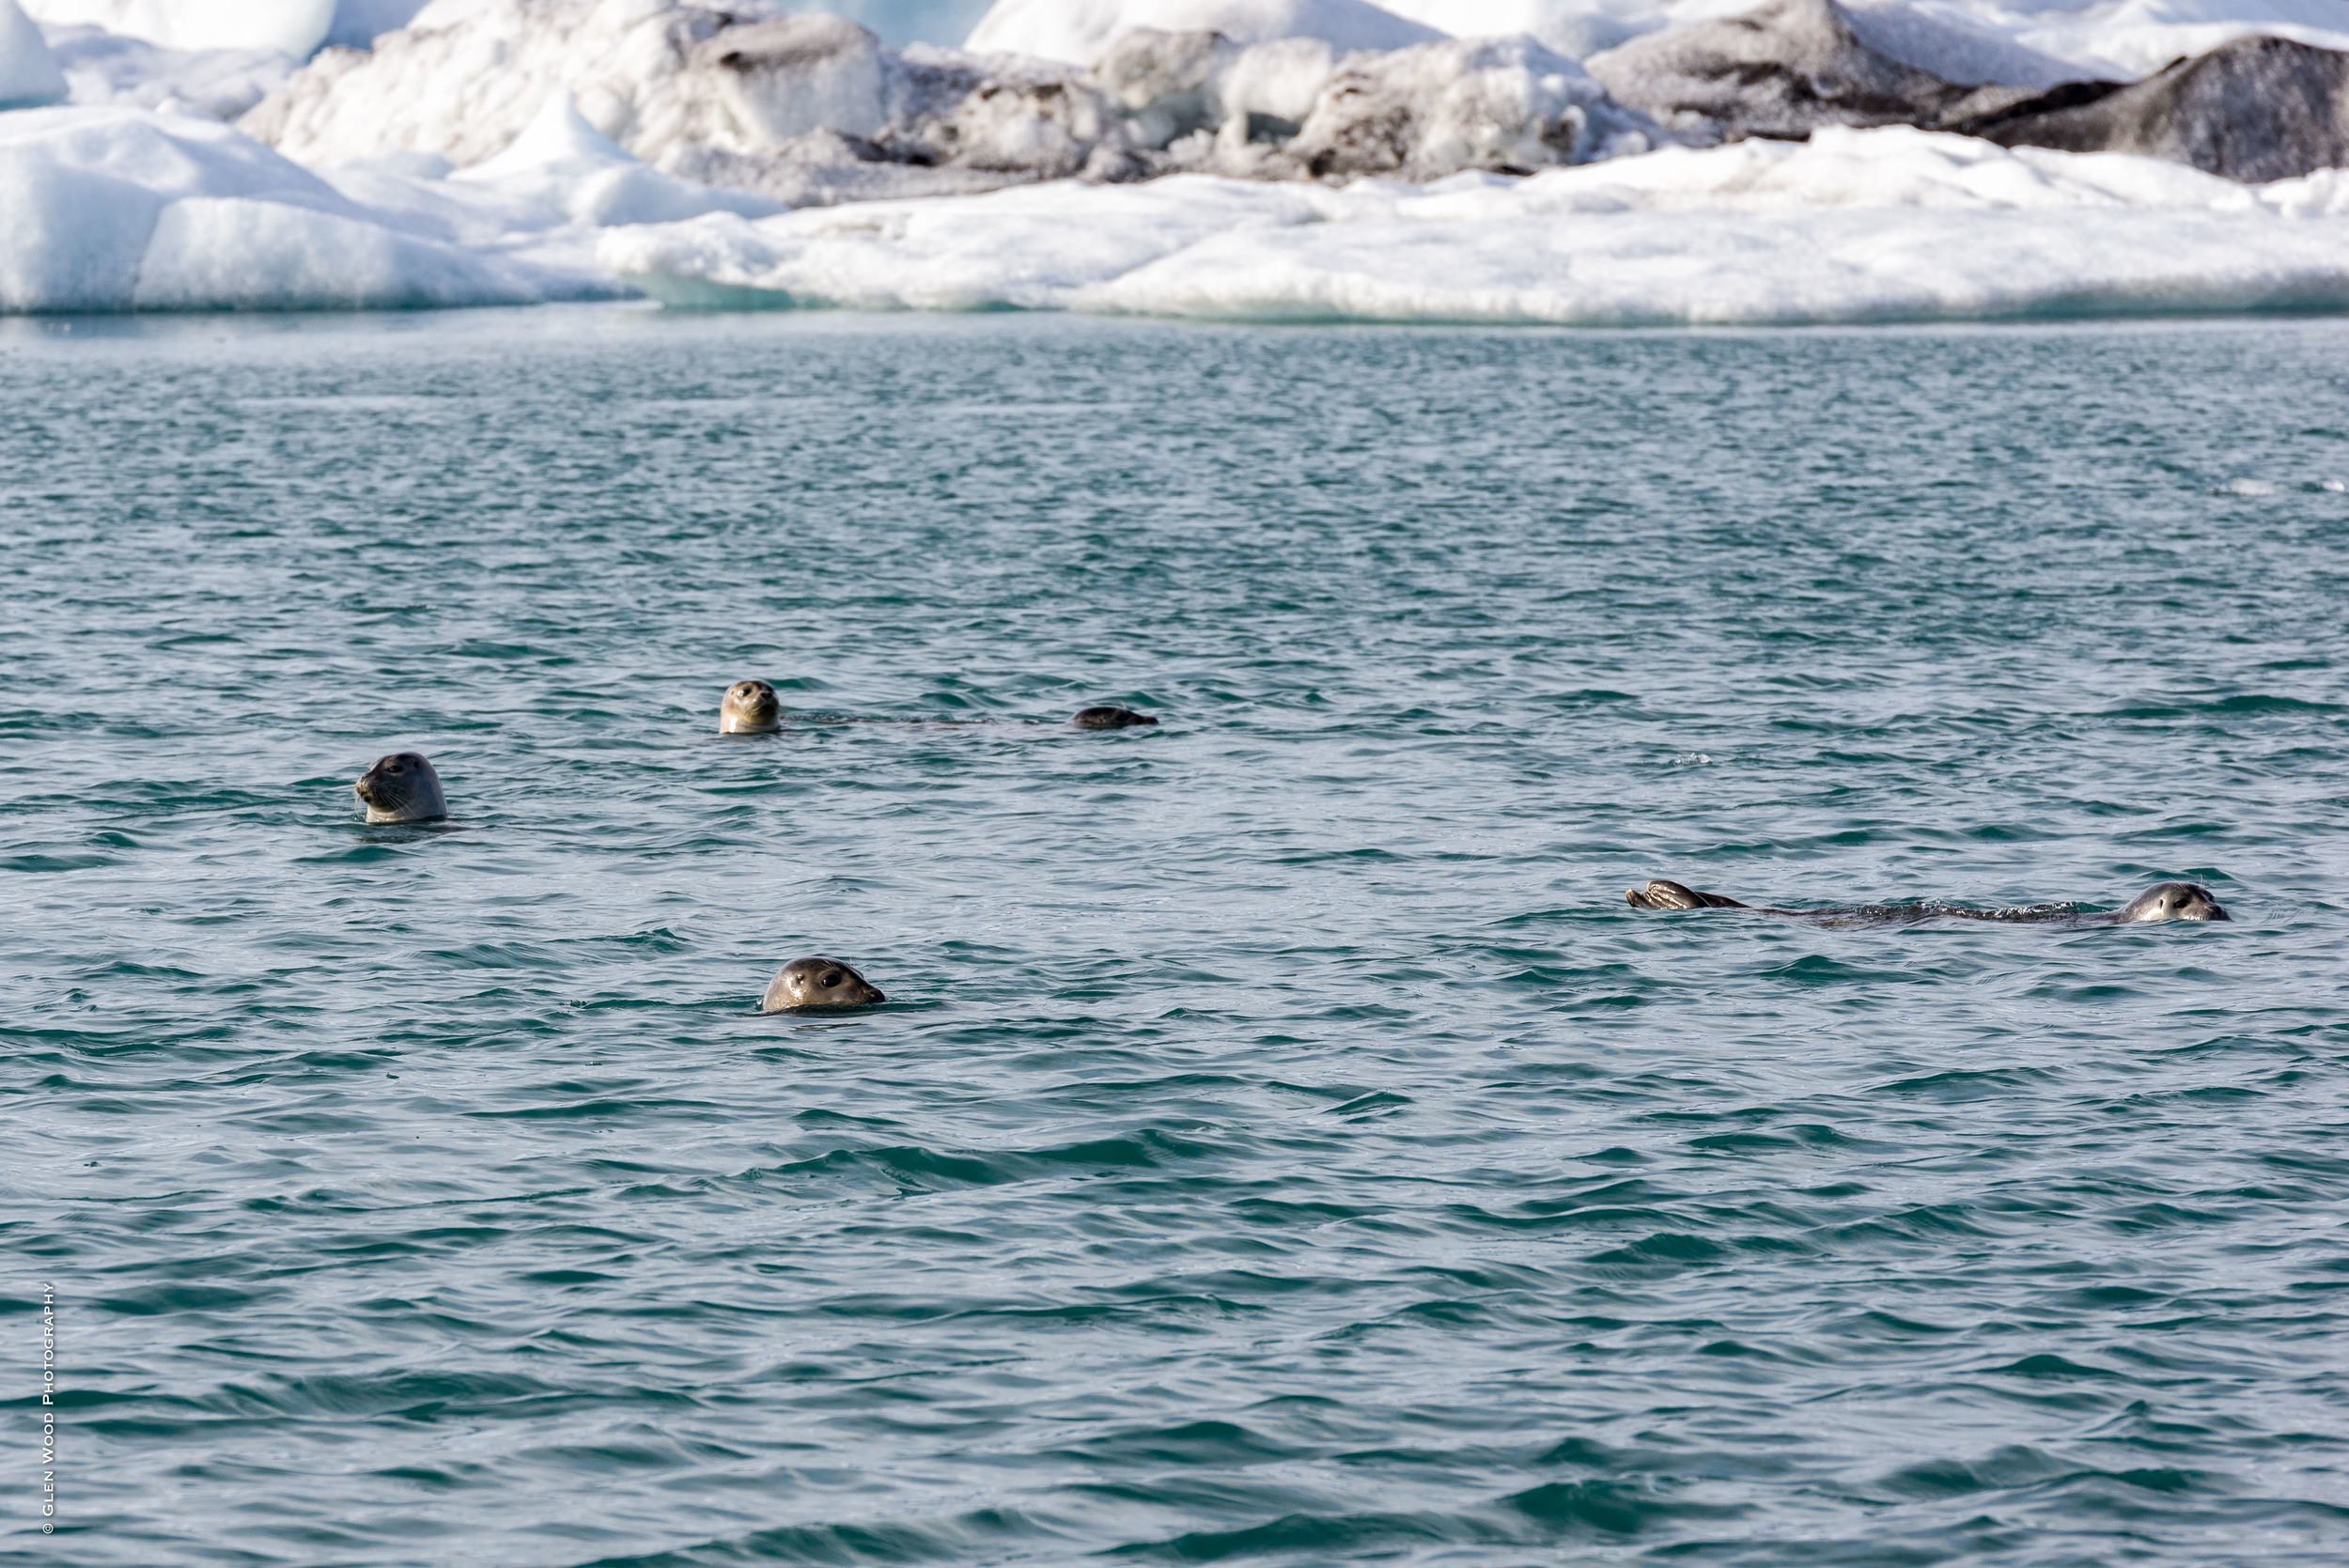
[761, 957, 886, 1013]
[353, 752, 447, 825]
[1072, 706, 1159, 730]
[2114, 881, 2230, 922]
[720, 679, 782, 735]
[1626, 878, 1748, 910]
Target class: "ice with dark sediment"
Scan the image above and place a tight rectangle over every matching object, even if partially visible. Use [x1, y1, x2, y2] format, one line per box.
[237, 1, 1668, 199]
[1968, 32, 2349, 183]
[11, 0, 2349, 318]
[1583, 0, 2092, 145]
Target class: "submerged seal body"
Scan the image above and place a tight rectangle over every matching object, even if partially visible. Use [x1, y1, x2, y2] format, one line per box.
[354, 752, 446, 824]
[720, 679, 783, 735]
[761, 957, 886, 1012]
[1073, 706, 1158, 730]
[1626, 877, 2230, 925]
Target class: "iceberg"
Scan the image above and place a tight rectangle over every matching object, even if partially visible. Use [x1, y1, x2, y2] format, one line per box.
[1, 0, 69, 109]
[25, 0, 337, 56]
[1969, 32, 2349, 182]
[1586, 0, 2088, 145]
[6, 0, 2346, 321]
[599, 125, 2349, 321]
[961, 0, 1441, 64]
[43, 23, 303, 120]
[242, 3, 1662, 195]
[0, 96, 781, 311]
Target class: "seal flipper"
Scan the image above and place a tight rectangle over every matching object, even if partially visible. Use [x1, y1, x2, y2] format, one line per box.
[1626, 878, 1748, 911]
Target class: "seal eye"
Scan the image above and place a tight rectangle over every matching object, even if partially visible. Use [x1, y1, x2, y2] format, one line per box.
[820, 970, 844, 988]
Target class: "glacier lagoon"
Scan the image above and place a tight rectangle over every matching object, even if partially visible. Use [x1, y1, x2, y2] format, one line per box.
[5, 306, 2349, 1565]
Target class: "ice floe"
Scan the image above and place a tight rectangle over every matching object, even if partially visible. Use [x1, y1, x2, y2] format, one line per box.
[599, 125, 2349, 321]
[962, 0, 1441, 63]
[24, 0, 338, 55]
[1, 0, 70, 109]
[4, 0, 2348, 319]
[241, 2, 1662, 197]
[0, 85, 790, 310]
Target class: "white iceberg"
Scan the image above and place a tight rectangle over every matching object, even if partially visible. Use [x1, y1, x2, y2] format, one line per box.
[0, 93, 785, 311]
[964, 0, 2349, 80]
[1, 0, 69, 108]
[599, 124, 2349, 321]
[43, 23, 303, 119]
[25, 0, 337, 55]
[962, 0, 1441, 63]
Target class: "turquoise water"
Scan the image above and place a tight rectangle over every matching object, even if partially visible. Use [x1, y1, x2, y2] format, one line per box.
[5, 308, 2348, 1567]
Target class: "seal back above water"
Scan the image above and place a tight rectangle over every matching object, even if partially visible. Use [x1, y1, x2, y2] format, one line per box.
[761, 957, 886, 1012]
[1072, 706, 1158, 729]
[353, 752, 446, 824]
[1627, 877, 2229, 924]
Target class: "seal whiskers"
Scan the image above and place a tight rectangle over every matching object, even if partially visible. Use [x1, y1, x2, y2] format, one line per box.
[720, 679, 783, 735]
[761, 958, 886, 1012]
[354, 753, 446, 825]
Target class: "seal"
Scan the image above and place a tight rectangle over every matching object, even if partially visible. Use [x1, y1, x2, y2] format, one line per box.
[2112, 881, 2231, 922]
[1625, 879, 1746, 910]
[1626, 877, 2230, 924]
[1073, 706, 1158, 730]
[353, 752, 446, 825]
[720, 679, 782, 735]
[761, 957, 886, 1012]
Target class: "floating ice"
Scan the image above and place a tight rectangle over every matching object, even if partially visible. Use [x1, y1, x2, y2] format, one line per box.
[599, 125, 2349, 322]
[961, 0, 1441, 64]
[42, 23, 301, 119]
[1969, 34, 2349, 183]
[242, 2, 1662, 198]
[1, 0, 69, 108]
[0, 102, 641, 311]
[1587, 0, 2084, 147]
[25, 0, 336, 55]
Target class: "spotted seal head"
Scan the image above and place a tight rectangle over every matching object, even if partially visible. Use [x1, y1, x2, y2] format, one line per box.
[354, 752, 446, 825]
[2114, 882, 2230, 922]
[1626, 878, 1747, 910]
[720, 679, 782, 735]
[761, 957, 886, 1012]
[1073, 706, 1159, 730]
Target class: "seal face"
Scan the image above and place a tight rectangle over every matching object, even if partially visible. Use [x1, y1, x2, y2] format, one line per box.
[720, 679, 782, 735]
[761, 957, 886, 1012]
[354, 752, 446, 824]
[1073, 706, 1158, 730]
[2114, 881, 2230, 922]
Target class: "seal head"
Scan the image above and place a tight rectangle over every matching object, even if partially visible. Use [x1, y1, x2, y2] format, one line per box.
[1626, 878, 1748, 910]
[2114, 881, 2230, 922]
[721, 679, 782, 735]
[761, 957, 886, 1012]
[354, 752, 446, 825]
[1073, 706, 1158, 730]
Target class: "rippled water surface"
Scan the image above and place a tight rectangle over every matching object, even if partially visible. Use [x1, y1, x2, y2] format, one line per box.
[6, 309, 2349, 1567]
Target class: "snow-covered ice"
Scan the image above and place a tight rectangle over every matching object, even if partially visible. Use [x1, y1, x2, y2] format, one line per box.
[25, 0, 338, 55]
[0, 83, 793, 311]
[1, 0, 70, 108]
[963, 0, 1440, 63]
[599, 125, 2349, 322]
[3, 0, 2347, 318]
